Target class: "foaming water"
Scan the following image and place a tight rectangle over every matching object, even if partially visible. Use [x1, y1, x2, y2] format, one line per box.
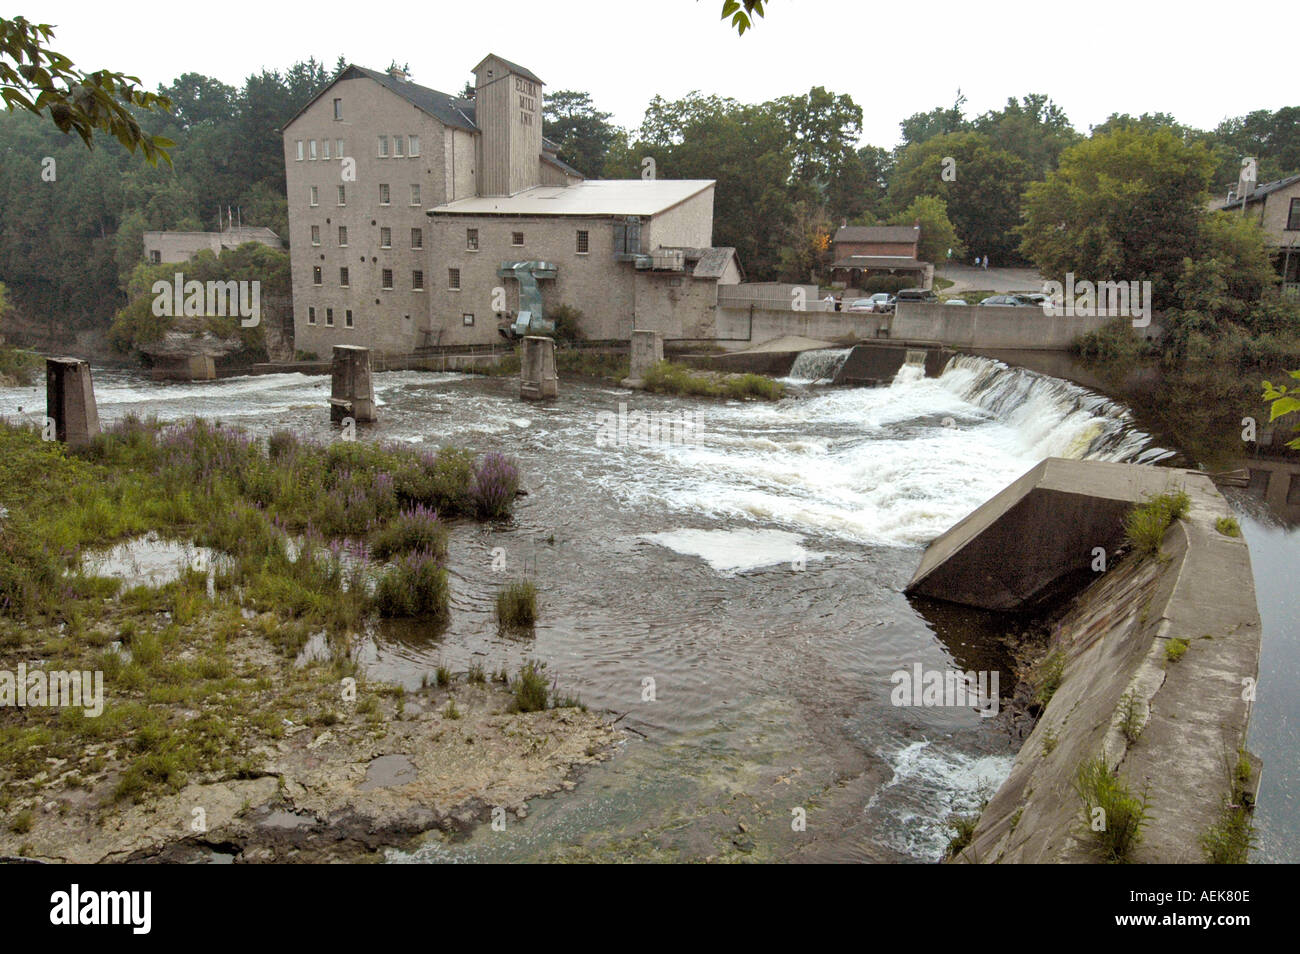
[0, 358, 1173, 861]
[785, 348, 852, 383]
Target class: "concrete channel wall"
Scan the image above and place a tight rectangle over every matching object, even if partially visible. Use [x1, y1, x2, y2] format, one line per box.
[913, 460, 1262, 863]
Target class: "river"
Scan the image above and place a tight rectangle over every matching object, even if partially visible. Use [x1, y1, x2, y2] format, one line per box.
[1, 353, 1292, 862]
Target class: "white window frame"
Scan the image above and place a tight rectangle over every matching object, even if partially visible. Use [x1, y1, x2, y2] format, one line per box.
[410, 184, 421, 206]
[309, 139, 317, 160]
[311, 225, 321, 246]
[377, 135, 389, 157]
[411, 228, 423, 249]
[408, 135, 420, 157]
[379, 183, 390, 206]
[412, 270, 424, 291]
[309, 186, 319, 207]
[337, 185, 346, 206]
[295, 140, 304, 161]
[381, 268, 394, 291]
[380, 227, 392, 249]
[393, 134, 404, 158]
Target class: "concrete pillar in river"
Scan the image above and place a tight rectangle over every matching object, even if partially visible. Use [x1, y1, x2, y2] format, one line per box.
[330, 345, 376, 423]
[629, 330, 664, 381]
[45, 357, 99, 447]
[520, 336, 558, 401]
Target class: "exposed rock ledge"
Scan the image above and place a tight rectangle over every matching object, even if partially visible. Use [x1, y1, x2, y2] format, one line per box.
[2, 684, 623, 864]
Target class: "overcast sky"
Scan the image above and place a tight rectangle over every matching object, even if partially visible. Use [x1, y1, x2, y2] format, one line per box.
[42, 0, 1294, 148]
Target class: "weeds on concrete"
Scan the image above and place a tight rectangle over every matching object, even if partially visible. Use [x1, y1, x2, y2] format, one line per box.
[1124, 490, 1190, 559]
[1215, 516, 1241, 537]
[1031, 648, 1066, 706]
[1075, 757, 1150, 862]
[1200, 752, 1257, 863]
[1117, 691, 1145, 745]
[1164, 637, 1189, 663]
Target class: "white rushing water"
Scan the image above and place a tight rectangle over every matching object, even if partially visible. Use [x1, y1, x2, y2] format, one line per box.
[600, 353, 1170, 550]
[785, 348, 853, 384]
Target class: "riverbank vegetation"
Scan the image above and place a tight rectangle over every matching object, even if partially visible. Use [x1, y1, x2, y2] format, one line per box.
[0, 416, 537, 826]
[1123, 491, 1190, 559]
[642, 360, 785, 400]
[1074, 757, 1150, 862]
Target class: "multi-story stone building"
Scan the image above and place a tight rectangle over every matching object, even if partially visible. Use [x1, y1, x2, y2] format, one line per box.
[143, 226, 282, 265]
[283, 54, 738, 357]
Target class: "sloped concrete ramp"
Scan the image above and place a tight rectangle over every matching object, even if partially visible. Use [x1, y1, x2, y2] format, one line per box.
[906, 458, 1196, 612]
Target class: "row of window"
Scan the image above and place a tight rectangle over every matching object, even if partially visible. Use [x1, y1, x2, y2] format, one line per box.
[312, 266, 425, 291]
[464, 228, 590, 253]
[295, 134, 421, 161]
[311, 226, 424, 249]
[308, 184, 421, 207]
[304, 308, 479, 329]
[306, 306, 356, 327]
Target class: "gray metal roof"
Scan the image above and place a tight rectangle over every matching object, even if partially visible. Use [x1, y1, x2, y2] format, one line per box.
[833, 225, 920, 245]
[831, 255, 929, 268]
[429, 179, 715, 217]
[541, 152, 585, 179]
[664, 246, 739, 279]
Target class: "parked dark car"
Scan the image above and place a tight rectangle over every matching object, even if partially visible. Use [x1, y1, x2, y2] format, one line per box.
[979, 294, 1038, 307]
[894, 288, 939, 304]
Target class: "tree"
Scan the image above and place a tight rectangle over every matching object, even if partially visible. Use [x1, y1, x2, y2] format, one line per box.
[898, 91, 967, 151]
[888, 131, 1031, 263]
[777, 201, 833, 283]
[972, 93, 1079, 177]
[542, 89, 616, 177]
[1019, 128, 1217, 310]
[886, 195, 960, 264]
[0, 16, 173, 163]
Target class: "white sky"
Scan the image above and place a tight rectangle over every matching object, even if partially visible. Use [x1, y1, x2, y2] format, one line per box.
[40, 0, 1295, 148]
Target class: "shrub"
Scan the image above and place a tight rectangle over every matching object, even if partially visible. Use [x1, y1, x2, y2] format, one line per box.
[1165, 637, 1189, 663]
[1124, 490, 1190, 558]
[496, 580, 537, 628]
[1215, 516, 1241, 537]
[861, 275, 912, 295]
[509, 659, 550, 713]
[371, 504, 446, 559]
[471, 452, 520, 519]
[548, 304, 586, 343]
[373, 551, 448, 618]
[1075, 757, 1149, 862]
[1031, 648, 1066, 706]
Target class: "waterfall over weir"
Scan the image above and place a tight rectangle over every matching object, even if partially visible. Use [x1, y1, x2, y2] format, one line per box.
[937, 354, 1173, 465]
[786, 348, 852, 383]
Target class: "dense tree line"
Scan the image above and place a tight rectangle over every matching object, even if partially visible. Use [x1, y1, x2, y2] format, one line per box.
[1, 47, 1297, 344]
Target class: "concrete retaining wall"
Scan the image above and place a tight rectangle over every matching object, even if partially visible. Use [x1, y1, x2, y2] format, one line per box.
[923, 460, 1263, 863]
[891, 302, 1114, 349]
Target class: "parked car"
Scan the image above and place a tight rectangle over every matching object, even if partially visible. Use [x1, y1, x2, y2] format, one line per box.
[867, 292, 895, 314]
[846, 298, 877, 313]
[943, 298, 968, 305]
[979, 294, 1038, 307]
[894, 288, 939, 304]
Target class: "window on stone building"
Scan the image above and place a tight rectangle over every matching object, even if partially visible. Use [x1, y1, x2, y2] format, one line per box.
[309, 140, 317, 160]
[512, 231, 524, 246]
[333, 98, 343, 121]
[378, 135, 389, 157]
[311, 225, 320, 245]
[295, 140, 304, 161]
[310, 186, 319, 207]
[412, 270, 424, 291]
[312, 266, 322, 285]
[410, 184, 421, 206]
[337, 185, 346, 206]
[338, 226, 348, 246]
[409, 136, 420, 157]
[379, 183, 390, 205]
[345, 309, 354, 328]
[448, 268, 461, 290]
[462, 313, 474, 326]
[466, 228, 478, 251]
[393, 135, 404, 158]
[336, 138, 344, 158]
[326, 308, 334, 327]
[339, 267, 349, 287]
[1288, 198, 1300, 231]
[308, 306, 316, 324]
[411, 228, 423, 249]
[149, 249, 161, 264]
[380, 227, 392, 248]
[322, 139, 330, 160]
[382, 268, 394, 290]
[576, 230, 589, 254]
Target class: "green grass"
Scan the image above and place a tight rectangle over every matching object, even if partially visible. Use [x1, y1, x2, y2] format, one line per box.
[509, 659, 550, 713]
[1124, 490, 1191, 558]
[495, 580, 537, 629]
[1031, 649, 1066, 706]
[1165, 637, 1190, 663]
[1117, 691, 1145, 744]
[1075, 757, 1150, 862]
[642, 361, 784, 401]
[1215, 516, 1241, 537]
